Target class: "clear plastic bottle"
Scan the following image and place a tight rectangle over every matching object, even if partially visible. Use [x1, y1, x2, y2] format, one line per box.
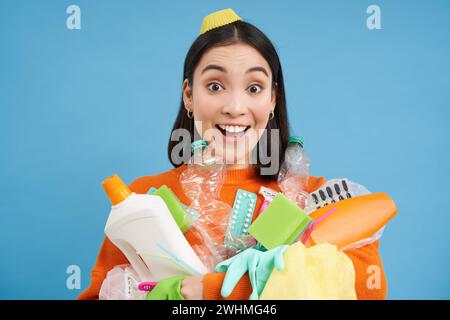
[179, 140, 232, 271]
[277, 136, 311, 209]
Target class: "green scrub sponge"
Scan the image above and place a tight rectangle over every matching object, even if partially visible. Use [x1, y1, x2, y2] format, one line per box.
[248, 193, 312, 250]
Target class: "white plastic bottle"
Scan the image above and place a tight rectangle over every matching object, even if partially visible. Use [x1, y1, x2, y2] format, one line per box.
[103, 174, 208, 282]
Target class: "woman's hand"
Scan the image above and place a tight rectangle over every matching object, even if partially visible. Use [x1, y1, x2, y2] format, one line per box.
[180, 275, 204, 300]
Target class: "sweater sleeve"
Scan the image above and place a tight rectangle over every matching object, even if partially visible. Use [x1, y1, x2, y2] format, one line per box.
[343, 240, 387, 300]
[202, 240, 387, 300]
[203, 272, 253, 300]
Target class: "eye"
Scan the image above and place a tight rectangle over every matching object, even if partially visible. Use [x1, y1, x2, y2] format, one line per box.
[207, 82, 224, 92]
[248, 84, 262, 94]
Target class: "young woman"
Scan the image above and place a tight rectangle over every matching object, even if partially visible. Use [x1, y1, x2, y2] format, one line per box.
[79, 9, 387, 300]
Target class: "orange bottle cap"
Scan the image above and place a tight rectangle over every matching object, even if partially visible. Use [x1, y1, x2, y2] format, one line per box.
[102, 174, 132, 205]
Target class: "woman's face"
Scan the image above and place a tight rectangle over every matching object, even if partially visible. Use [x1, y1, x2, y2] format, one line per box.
[183, 43, 276, 167]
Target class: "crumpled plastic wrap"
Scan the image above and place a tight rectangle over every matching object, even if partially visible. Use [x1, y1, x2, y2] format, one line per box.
[99, 264, 147, 300]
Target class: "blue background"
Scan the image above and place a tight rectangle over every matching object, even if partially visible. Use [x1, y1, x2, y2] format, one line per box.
[1, 0, 449, 299]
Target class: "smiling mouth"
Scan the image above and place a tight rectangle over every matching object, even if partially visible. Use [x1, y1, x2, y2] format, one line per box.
[215, 124, 250, 138]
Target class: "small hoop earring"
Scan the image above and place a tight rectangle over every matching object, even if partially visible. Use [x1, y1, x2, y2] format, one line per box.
[269, 110, 275, 120]
[186, 108, 193, 119]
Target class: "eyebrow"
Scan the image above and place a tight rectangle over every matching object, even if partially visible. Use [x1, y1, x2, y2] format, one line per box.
[201, 64, 269, 78]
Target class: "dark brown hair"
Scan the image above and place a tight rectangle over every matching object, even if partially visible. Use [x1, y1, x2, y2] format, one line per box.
[168, 20, 290, 181]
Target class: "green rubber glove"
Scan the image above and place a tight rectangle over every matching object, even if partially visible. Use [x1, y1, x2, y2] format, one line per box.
[215, 245, 289, 300]
[146, 275, 187, 300]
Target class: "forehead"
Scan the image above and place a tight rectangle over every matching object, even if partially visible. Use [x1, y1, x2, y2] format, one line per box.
[196, 43, 272, 76]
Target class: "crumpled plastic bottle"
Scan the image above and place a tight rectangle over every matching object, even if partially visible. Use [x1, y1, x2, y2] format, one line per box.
[179, 139, 233, 271]
[277, 136, 310, 209]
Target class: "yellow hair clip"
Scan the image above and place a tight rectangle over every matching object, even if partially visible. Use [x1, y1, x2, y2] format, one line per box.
[200, 8, 244, 35]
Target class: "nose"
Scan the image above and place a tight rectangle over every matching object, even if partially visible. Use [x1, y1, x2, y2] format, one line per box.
[221, 93, 247, 117]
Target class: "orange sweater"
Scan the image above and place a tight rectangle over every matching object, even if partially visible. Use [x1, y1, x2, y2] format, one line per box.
[78, 165, 387, 300]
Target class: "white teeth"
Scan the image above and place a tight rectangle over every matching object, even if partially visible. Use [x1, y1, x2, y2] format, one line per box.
[218, 124, 247, 133]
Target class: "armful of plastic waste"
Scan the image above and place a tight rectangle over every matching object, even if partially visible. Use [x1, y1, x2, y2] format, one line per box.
[300, 192, 397, 250]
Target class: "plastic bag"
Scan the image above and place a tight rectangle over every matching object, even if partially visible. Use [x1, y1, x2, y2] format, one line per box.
[99, 264, 147, 300]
